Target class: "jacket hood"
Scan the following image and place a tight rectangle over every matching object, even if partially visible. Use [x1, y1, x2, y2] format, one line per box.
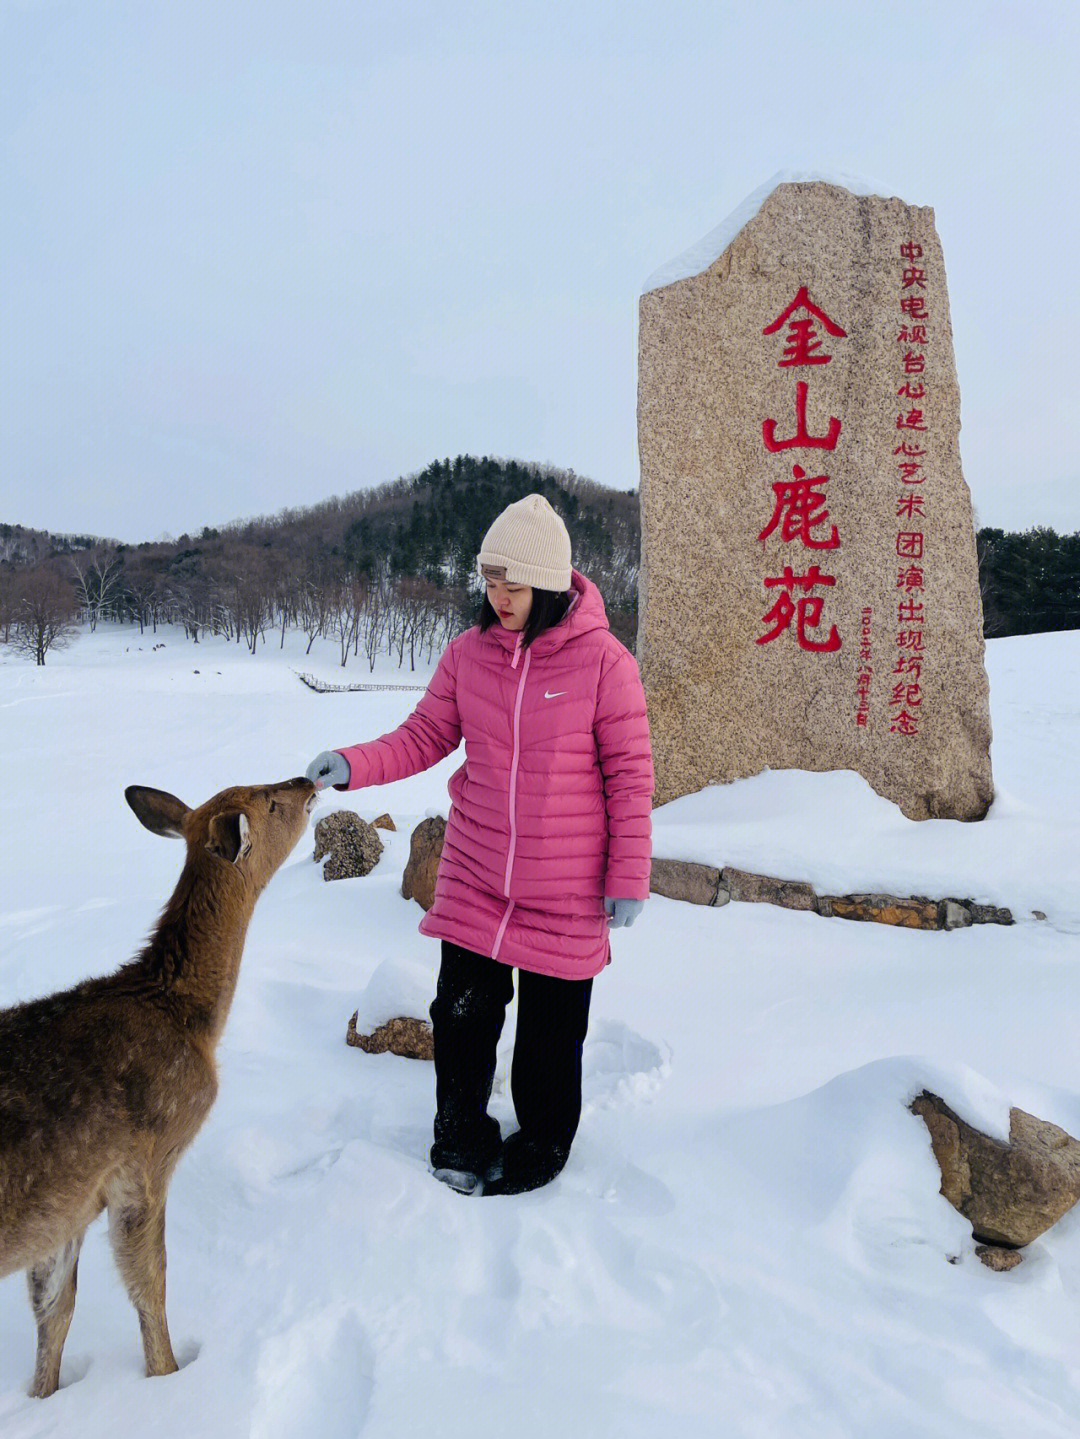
[483, 570, 609, 657]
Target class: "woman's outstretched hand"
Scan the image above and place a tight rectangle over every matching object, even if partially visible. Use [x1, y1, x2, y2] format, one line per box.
[306, 751, 351, 790]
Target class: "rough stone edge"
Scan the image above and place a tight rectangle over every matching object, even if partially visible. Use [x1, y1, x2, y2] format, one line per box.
[975, 1244, 1024, 1271]
[650, 858, 1016, 929]
[346, 1010, 434, 1060]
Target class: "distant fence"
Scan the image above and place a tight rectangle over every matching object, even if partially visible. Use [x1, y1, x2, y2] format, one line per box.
[296, 671, 427, 694]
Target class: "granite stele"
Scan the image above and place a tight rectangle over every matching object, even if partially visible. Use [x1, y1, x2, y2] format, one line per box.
[637, 176, 993, 821]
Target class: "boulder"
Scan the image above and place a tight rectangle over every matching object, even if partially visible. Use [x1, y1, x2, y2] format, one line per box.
[346, 1012, 433, 1060]
[638, 178, 994, 821]
[649, 858, 724, 906]
[911, 1091, 1080, 1247]
[402, 815, 446, 911]
[313, 810, 384, 881]
[975, 1244, 1024, 1272]
[967, 901, 1015, 925]
[942, 900, 973, 930]
[822, 894, 941, 928]
[722, 866, 817, 911]
[372, 813, 397, 831]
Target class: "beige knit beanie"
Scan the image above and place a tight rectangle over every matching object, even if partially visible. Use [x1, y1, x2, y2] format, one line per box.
[477, 493, 572, 591]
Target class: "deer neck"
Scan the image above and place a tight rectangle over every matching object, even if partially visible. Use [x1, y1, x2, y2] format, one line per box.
[147, 859, 257, 1045]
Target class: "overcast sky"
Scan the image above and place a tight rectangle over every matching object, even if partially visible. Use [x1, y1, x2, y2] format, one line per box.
[2, 0, 1077, 543]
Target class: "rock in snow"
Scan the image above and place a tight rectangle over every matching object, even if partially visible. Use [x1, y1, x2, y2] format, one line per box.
[911, 1091, 1080, 1249]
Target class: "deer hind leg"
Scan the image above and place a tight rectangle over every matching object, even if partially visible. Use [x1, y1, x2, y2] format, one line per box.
[27, 1232, 85, 1398]
[108, 1189, 179, 1379]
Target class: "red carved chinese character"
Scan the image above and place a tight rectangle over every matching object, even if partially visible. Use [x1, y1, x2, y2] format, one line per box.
[896, 565, 924, 591]
[893, 655, 923, 680]
[889, 681, 922, 707]
[896, 629, 925, 652]
[897, 599, 925, 623]
[897, 381, 926, 399]
[897, 532, 924, 558]
[900, 296, 929, 320]
[896, 409, 928, 432]
[897, 494, 925, 519]
[758, 466, 840, 549]
[762, 381, 842, 451]
[901, 351, 926, 374]
[896, 462, 924, 483]
[757, 564, 841, 652]
[856, 713, 868, 727]
[901, 266, 927, 289]
[894, 441, 926, 458]
[890, 710, 920, 735]
[900, 242, 923, 260]
[896, 326, 928, 344]
[762, 286, 847, 367]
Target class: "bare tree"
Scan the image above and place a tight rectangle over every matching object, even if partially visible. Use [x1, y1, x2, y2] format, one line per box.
[361, 567, 393, 671]
[394, 576, 443, 670]
[273, 555, 304, 648]
[0, 569, 18, 643]
[11, 567, 80, 664]
[122, 562, 163, 635]
[300, 579, 335, 655]
[69, 547, 124, 631]
[336, 576, 368, 667]
[233, 556, 272, 654]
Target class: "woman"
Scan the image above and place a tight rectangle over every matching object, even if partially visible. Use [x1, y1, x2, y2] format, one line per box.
[307, 493, 653, 1195]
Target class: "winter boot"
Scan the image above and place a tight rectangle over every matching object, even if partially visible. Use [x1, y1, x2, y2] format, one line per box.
[432, 1166, 484, 1196]
[480, 1132, 568, 1196]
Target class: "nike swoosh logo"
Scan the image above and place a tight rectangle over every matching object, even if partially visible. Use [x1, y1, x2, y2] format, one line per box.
[544, 690, 567, 699]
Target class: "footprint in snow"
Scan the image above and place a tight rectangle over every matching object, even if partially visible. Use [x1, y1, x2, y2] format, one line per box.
[53, 1352, 93, 1392]
[581, 1019, 669, 1113]
[249, 1306, 373, 1439]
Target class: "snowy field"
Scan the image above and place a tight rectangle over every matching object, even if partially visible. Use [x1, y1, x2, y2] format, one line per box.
[1, 623, 1079, 1438]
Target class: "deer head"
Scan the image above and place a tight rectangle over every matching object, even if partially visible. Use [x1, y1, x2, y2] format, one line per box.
[125, 777, 318, 893]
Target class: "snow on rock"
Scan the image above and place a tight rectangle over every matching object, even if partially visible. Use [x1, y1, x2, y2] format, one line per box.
[642, 168, 904, 293]
[352, 955, 437, 1032]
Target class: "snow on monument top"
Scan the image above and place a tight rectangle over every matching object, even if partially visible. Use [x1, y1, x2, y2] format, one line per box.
[641, 170, 900, 294]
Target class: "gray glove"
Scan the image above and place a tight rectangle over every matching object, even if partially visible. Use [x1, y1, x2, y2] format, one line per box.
[306, 750, 351, 790]
[604, 897, 645, 928]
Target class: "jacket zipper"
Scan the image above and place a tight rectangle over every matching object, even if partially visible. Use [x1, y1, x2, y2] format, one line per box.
[492, 636, 530, 960]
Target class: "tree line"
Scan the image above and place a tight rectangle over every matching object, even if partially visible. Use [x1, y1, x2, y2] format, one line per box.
[976, 527, 1080, 638]
[2, 467, 1077, 665]
[0, 458, 641, 664]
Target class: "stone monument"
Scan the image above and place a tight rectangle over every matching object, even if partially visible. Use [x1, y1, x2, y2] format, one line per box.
[637, 176, 993, 820]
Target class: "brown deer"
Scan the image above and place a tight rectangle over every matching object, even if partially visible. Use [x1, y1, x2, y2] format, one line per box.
[0, 775, 318, 1397]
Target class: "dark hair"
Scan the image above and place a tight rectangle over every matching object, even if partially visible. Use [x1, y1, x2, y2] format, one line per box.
[478, 586, 572, 648]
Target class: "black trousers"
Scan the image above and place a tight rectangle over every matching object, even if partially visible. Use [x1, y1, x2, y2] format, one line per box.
[429, 941, 593, 1172]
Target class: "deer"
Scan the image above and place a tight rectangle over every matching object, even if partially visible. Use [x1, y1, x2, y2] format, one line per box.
[0, 775, 318, 1397]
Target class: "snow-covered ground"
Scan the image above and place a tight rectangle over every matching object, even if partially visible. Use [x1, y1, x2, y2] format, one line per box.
[1, 623, 1079, 1438]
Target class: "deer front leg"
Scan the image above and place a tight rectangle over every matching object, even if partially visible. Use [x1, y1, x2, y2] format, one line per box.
[108, 1193, 179, 1379]
[27, 1233, 84, 1398]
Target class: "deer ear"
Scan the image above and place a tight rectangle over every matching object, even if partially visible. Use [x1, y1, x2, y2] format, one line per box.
[206, 811, 252, 864]
[126, 786, 189, 838]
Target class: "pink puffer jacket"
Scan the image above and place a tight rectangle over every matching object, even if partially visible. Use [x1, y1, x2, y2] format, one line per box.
[335, 571, 653, 979]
